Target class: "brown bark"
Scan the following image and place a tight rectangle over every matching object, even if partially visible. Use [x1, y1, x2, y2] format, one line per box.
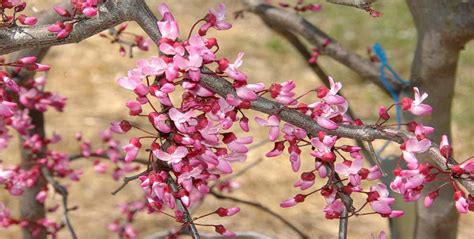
[406, 1, 470, 238]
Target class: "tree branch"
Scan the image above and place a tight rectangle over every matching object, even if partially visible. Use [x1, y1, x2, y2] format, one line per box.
[326, 0, 378, 10]
[210, 189, 309, 239]
[40, 166, 78, 239]
[241, 0, 404, 96]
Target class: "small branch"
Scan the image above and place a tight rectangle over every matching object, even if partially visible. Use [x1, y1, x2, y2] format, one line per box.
[338, 205, 349, 239]
[326, 0, 378, 10]
[241, 0, 403, 95]
[69, 153, 149, 165]
[166, 173, 201, 239]
[210, 189, 309, 239]
[40, 166, 77, 239]
[111, 169, 150, 195]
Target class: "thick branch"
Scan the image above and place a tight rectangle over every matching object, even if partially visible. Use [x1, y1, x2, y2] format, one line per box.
[0, 0, 152, 55]
[241, 0, 404, 95]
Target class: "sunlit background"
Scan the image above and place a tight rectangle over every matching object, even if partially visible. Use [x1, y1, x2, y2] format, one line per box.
[1, 0, 473, 238]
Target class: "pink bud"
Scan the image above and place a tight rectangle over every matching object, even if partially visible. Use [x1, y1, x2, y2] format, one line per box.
[54, 6, 71, 17]
[17, 56, 37, 64]
[82, 7, 98, 17]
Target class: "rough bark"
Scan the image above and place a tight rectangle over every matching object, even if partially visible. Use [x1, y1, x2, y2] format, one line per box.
[406, 1, 471, 238]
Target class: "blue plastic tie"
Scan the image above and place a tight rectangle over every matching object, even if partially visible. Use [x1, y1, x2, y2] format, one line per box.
[371, 43, 409, 156]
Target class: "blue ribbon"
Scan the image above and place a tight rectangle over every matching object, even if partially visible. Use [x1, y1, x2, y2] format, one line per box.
[371, 43, 409, 156]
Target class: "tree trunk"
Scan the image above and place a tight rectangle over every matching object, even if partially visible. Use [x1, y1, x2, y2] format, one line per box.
[406, 1, 467, 238]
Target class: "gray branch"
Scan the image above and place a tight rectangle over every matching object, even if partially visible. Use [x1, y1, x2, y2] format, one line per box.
[241, 0, 404, 95]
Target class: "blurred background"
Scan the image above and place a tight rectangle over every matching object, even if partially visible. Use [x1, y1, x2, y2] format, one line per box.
[1, 0, 473, 238]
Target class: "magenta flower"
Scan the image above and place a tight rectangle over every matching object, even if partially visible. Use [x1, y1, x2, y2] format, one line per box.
[148, 112, 171, 133]
[323, 199, 344, 219]
[236, 83, 265, 101]
[401, 87, 432, 116]
[335, 158, 363, 186]
[368, 183, 397, 215]
[185, 36, 216, 62]
[154, 146, 188, 164]
[269, 80, 297, 105]
[310, 134, 337, 162]
[200, 3, 232, 36]
[454, 191, 468, 213]
[157, 17, 179, 41]
[224, 52, 247, 82]
[174, 54, 203, 81]
[255, 115, 280, 141]
[122, 138, 141, 162]
[169, 108, 197, 133]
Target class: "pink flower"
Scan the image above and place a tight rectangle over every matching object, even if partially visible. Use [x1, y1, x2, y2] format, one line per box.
[154, 146, 188, 164]
[439, 135, 452, 158]
[368, 184, 396, 215]
[323, 199, 344, 219]
[17, 15, 37, 26]
[224, 52, 247, 82]
[280, 194, 305, 208]
[236, 83, 265, 101]
[157, 18, 179, 41]
[185, 36, 216, 62]
[226, 136, 253, 154]
[35, 190, 47, 203]
[174, 54, 203, 81]
[0, 101, 16, 118]
[310, 133, 337, 162]
[148, 112, 171, 133]
[402, 137, 431, 168]
[199, 3, 232, 35]
[401, 87, 432, 116]
[255, 115, 280, 141]
[215, 225, 236, 237]
[123, 138, 141, 162]
[216, 207, 240, 217]
[269, 80, 297, 105]
[110, 120, 131, 134]
[266, 141, 285, 157]
[454, 191, 468, 213]
[169, 108, 197, 133]
[126, 100, 142, 116]
[424, 190, 439, 208]
[335, 158, 363, 186]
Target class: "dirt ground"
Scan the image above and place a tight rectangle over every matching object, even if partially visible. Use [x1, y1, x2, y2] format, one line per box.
[1, 0, 473, 238]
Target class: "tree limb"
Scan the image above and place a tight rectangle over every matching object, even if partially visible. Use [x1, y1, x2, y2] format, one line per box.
[241, 0, 404, 96]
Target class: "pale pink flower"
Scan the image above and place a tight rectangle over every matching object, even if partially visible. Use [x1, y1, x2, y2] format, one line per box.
[236, 83, 265, 101]
[154, 146, 188, 164]
[200, 3, 232, 35]
[123, 138, 141, 162]
[335, 158, 363, 186]
[224, 52, 247, 82]
[255, 115, 280, 141]
[402, 87, 432, 116]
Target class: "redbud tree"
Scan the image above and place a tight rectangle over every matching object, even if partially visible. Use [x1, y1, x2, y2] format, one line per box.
[0, 0, 473, 239]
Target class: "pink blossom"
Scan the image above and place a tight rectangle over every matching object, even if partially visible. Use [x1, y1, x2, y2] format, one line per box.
[17, 15, 37, 26]
[35, 190, 47, 203]
[110, 120, 131, 134]
[157, 17, 179, 41]
[280, 194, 305, 208]
[123, 138, 141, 162]
[224, 52, 247, 82]
[216, 207, 240, 217]
[269, 80, 297, 105]
[174, 54, 203, 81]
[401, 87, 432, 116]
[215, 225, 236, 237]
[335, 158, 363, 186]
[148, 112, 171, 133]
[368, 183, 396, 215]
[266, 141, 285, 157]
[323, 199, 344, 219]
[454, 191, 468, 213]
[186, 36, 216, 62]
[255, 115, 280, 141]
[236, 83, 265, 101]
[199, 3, 232, 35]
[169, 108, 197, 133]
[310, 134, 337, 162]
[154, 146, 188, 164]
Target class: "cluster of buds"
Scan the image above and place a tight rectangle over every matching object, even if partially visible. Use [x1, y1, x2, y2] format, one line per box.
[0, 1, 37, 26]
[49, 0, 103, 39]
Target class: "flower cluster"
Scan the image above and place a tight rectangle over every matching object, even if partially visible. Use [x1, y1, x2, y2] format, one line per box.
[0, 1, 37, 26]
[277, 0, 322, 13]
[49, 0, 103, 39]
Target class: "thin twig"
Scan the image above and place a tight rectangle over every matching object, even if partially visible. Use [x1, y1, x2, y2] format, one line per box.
[210, 189, 309, 239]
[40, 166, 78, 239]
[69, 153, 149, 165]
[111, 169, 150, 195]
